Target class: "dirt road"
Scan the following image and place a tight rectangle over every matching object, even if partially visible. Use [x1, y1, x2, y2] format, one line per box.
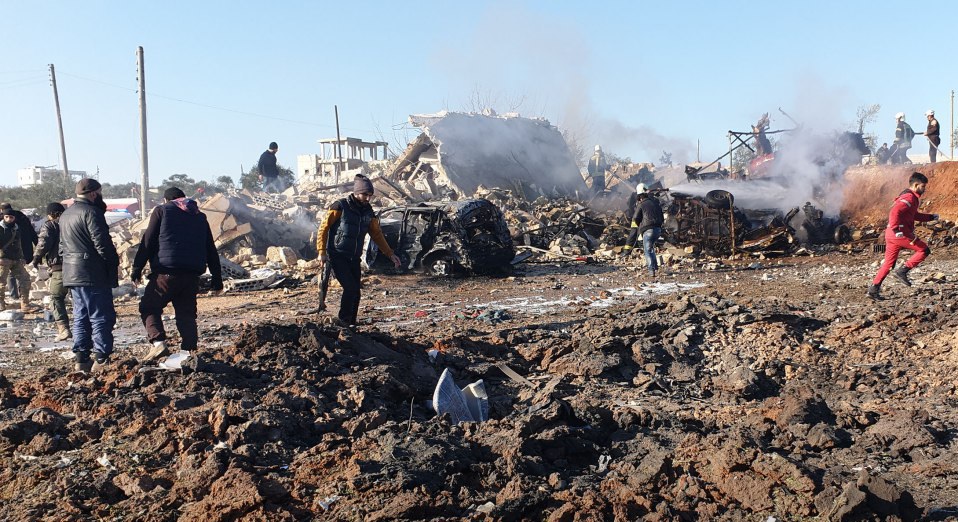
[1, 237, 957, 520]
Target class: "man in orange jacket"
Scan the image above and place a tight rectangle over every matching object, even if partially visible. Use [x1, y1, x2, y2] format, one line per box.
[316, 174, 400, 325]
[868, 172, 939, 300]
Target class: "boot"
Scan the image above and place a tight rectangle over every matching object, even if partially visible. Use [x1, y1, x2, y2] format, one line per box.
[56, 321, 72, 341]
[20, 298, 39, 313]
[74, 353, 93, 374]
[892, 266, 912, 287]
[867, 284, 883, 300]
[144, 341, 170, 362]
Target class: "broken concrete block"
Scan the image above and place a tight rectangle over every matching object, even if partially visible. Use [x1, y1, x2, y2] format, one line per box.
[266, 246, 298, 267]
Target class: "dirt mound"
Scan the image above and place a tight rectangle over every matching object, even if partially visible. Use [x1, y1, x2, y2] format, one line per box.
[3, 273, 958, 520]
[843, 161, 958, 225]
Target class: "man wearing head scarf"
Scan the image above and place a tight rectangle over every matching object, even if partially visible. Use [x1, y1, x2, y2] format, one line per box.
[316, 174, 400, 326]
[131, 187, 223, 368]
[59, 178, 119, 373]
[32, 202, 70, 340]
[0, 207, 34, 312]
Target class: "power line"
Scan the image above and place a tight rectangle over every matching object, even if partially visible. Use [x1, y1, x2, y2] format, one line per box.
[57, 70, 378, 134]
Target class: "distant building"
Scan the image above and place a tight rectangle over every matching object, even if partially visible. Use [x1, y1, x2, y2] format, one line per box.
[297, 137, 389, 185]
[17, 166, 89, 187]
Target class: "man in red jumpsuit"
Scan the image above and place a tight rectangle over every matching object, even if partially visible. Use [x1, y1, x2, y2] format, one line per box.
[868, 172, 939, 300]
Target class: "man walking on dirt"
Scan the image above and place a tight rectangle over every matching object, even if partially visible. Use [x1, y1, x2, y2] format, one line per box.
[923, 110, 941, 164]
[625, 189, 664, 277]
[258, 141, 283, 193]
[32, 203, 71, 340]
[889, 113, 915, 164]
[132, 187, 223, 366]
[316, 174, 401, 326]
[868, 172, 939, 300]
[59, 179, 119, 373]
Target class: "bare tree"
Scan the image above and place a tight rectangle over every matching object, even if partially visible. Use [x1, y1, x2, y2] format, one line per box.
[856, 104, 881, 134]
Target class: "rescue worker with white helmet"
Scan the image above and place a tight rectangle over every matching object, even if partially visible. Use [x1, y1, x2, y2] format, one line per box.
[890, 112, 915, 164]
[587, 145, 608, 195]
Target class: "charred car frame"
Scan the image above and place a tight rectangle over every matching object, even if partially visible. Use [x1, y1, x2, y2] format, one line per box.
[364, 199, 515, 275]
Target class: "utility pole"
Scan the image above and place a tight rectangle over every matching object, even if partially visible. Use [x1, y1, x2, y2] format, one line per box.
[334, 105, 344, 185]
[951, 89, 954, 159]
[137, 46, 149, 217]
[48, 64, 70, 184]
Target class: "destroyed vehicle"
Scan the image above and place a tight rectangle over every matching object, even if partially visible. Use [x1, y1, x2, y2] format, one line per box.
[661, 190, 796, 256]
[363, 198, 515, 276]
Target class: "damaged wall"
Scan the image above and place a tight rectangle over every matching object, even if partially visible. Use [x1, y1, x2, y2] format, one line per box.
[394, 111, 587, 199]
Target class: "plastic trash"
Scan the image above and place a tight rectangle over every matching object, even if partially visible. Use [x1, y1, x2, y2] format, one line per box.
[96, 454, 116, 471]
[158, 351, 191, 371]
[318, 495, 341, 511]
[462, 380, 489, 422]
[433, 369, 474, 423]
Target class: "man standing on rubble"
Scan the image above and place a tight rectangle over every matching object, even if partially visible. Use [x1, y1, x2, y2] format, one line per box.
[587, 145, 608, 195]
[32, 203, 70, 340]
[316, 174, 401, 326]
[0, 202, 37, 300]
[60, 179, 119, 372]
[0, 208, 35, 313]
[258, 141, 283, 193]
[132, 187, 223, 365]
[923, 110, 941, 164]
[868, 172, 938, 300]
[625, 188, 664, 277]
[890, 113, 915, 164]
[623, 183, 647, 254]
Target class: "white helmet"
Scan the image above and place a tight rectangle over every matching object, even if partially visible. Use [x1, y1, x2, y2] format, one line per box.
[895, 112, 905, 120]
[594, 145, 602, 152]
[926, 109, 935, 117]
[635, 183, 647, 194]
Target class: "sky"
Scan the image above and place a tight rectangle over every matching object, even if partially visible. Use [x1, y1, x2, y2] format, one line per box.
[1, 0, 955, 187]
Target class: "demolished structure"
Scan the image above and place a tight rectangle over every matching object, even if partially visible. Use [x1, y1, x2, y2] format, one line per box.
[386, 111, 587, 200]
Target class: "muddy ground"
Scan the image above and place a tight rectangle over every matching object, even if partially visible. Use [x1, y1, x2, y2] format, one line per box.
[1, 240, 957, 521]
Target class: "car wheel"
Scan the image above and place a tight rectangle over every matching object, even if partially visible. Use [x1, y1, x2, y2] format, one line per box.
[833, 224, 851, 244]
[427, 255, 455, 276]
[705, 190, 734, 209]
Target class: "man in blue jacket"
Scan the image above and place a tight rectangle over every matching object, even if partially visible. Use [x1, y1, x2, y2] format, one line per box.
[59, 179, 119, 373]
[131, 187, 223, 367]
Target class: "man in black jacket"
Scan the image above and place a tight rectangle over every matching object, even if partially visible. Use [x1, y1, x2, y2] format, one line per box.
[257, 141, 283, 193]
[32, 202, 70, 340]
[0, 208, 34, 312]
[131, 187, 223, 365]
[0, 202, 38, 299]
[628, 191, 664, 277]
[59, 179, 119, 373]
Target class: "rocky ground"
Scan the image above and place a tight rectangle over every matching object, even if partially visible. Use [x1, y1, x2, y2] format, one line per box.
[1, 161, 958, 520]
[1, 237, 957, 521]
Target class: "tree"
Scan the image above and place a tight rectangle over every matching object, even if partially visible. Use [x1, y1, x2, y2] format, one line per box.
[101, 182, 140, 199]
[856, 104, 881, 152]
[216, 175, 234, 189]
[0, 178, 74, 212]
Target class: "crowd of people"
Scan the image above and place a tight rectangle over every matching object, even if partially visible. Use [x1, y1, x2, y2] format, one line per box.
[3, 179, 223, 374]
[877, 110, 942, 165]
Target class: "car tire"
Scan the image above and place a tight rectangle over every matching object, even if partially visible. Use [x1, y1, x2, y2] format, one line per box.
[425, 253, 456, 277]
[833, 224, 851, 244]
[705, 190, 734, 209]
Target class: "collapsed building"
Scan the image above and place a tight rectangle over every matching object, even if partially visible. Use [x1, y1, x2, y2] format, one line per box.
[386, 111, 587, 201]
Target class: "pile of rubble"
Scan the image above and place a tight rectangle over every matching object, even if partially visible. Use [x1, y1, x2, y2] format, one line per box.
[3, 264, 957, 519]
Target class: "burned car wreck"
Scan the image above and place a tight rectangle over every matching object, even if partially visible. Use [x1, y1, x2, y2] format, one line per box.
[363, 198, 515, 275]
[657, 189, 848, 257]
